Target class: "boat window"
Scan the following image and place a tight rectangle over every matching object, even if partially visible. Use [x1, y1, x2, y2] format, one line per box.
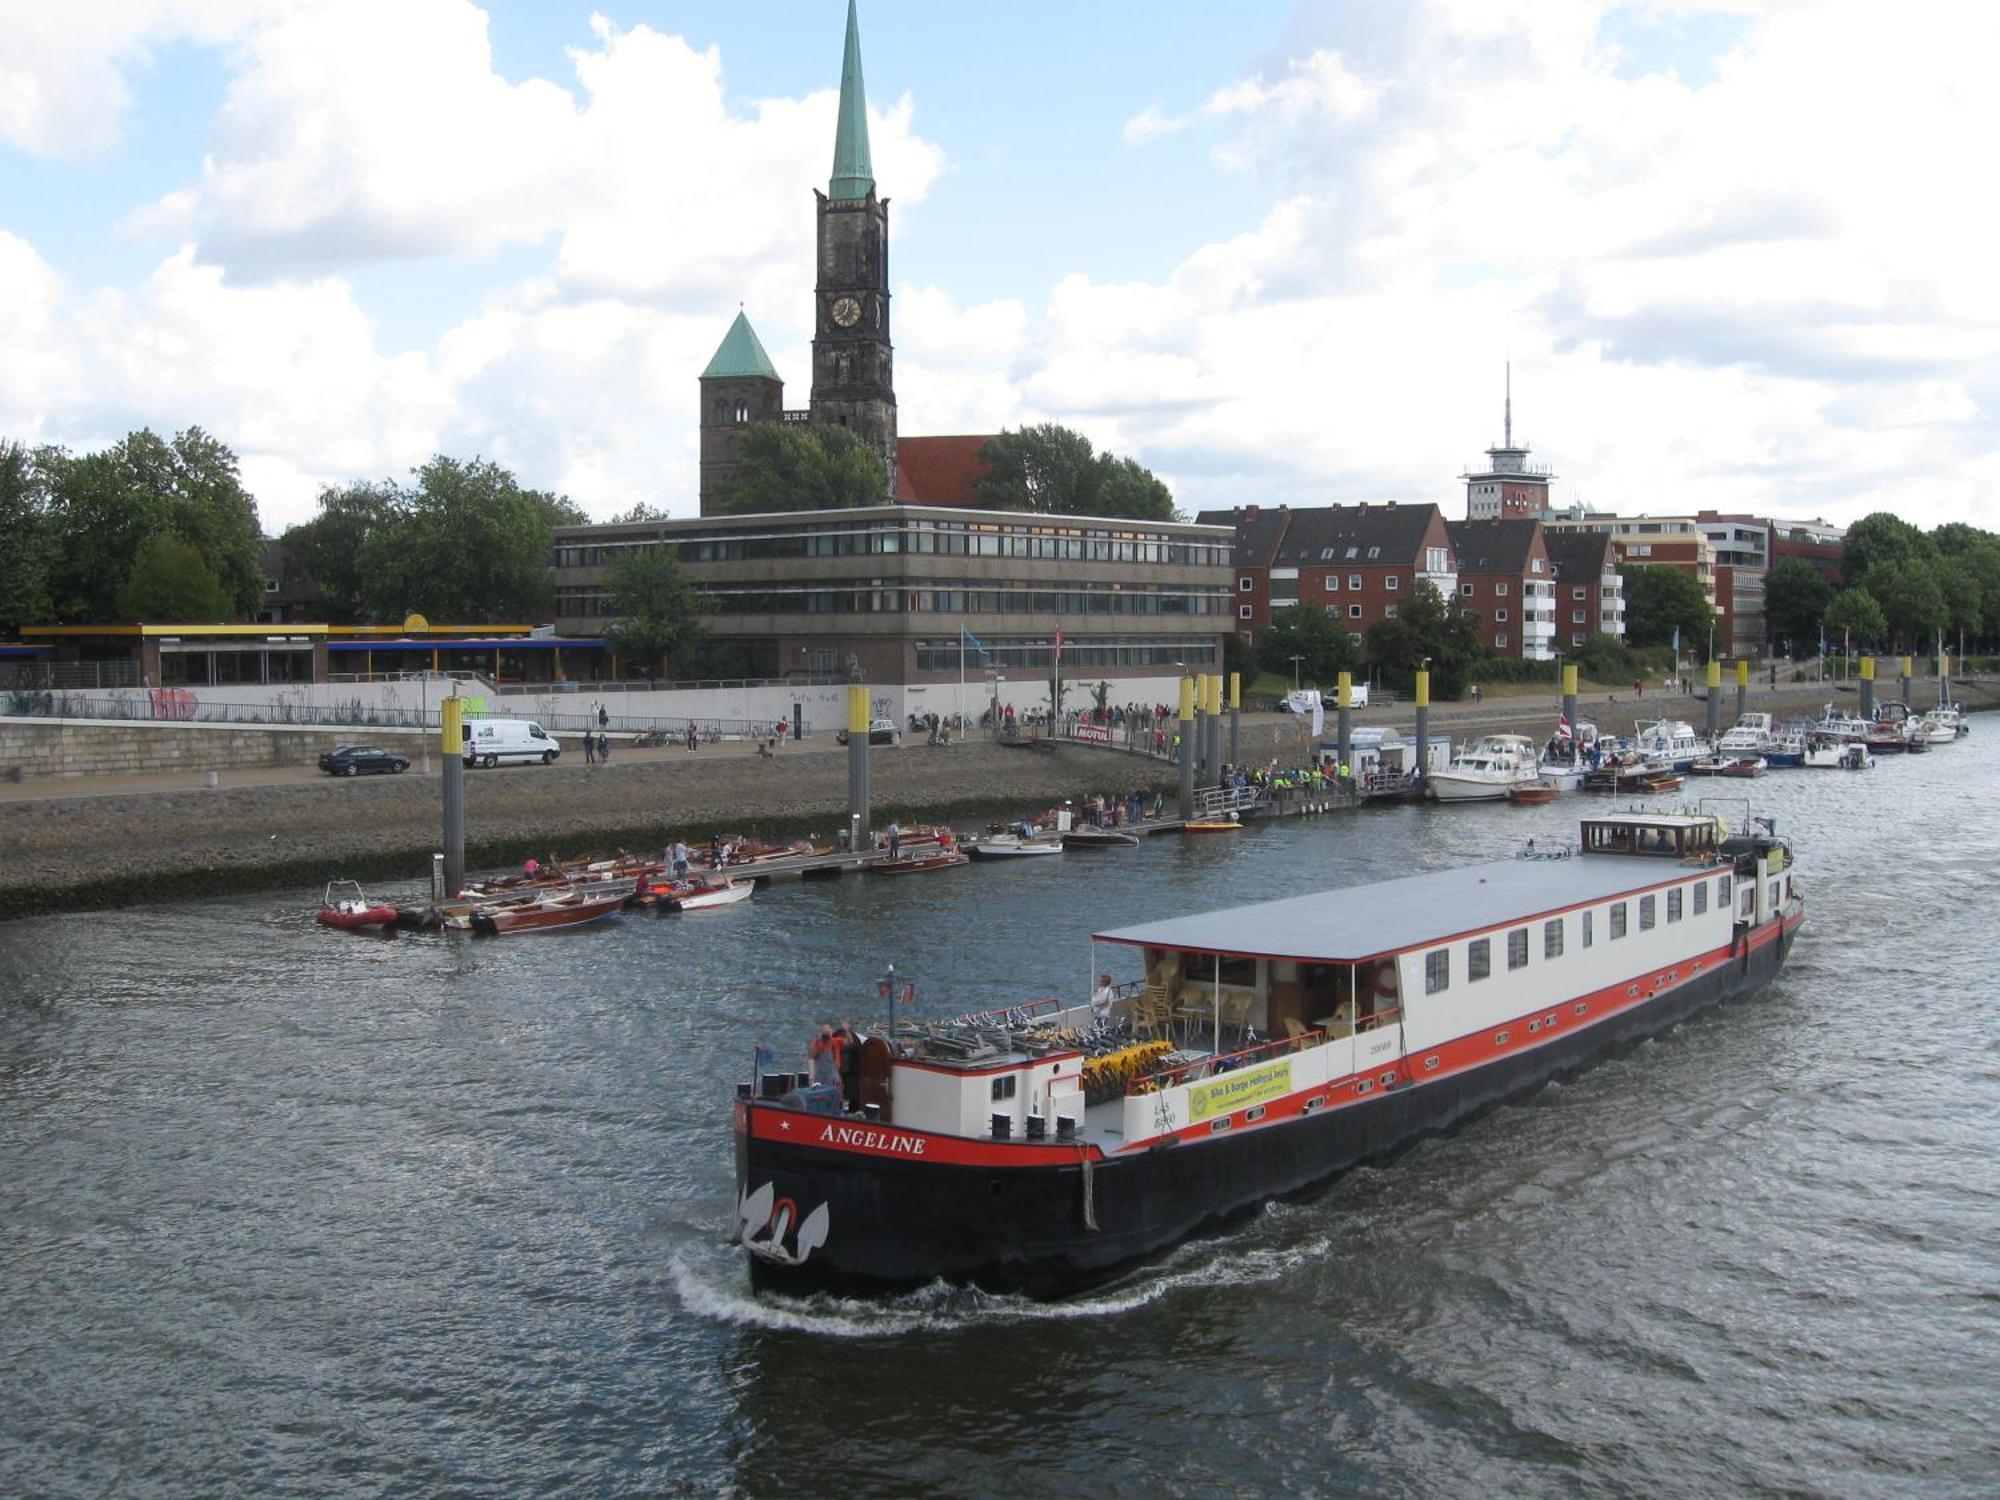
[1668, 888, 1683, 923]
[1544, 918, 1564, 959]
[1609, 902, 1628, 939]
[1507, 928, 1528, 970]
[1468, 938, 1491, 982]
[1718, 874, 1732, 906]
[1769, 880, 1780, 910]
[1581, 909, 1593, 947]
[991, 1076, 1017, 1101]
[1639, 894, 1657, 931]
[1425, 949, 1450, 994]
[1694, 882, 1709, 916]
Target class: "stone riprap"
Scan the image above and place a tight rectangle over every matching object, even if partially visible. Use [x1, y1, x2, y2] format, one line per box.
[0, 740, 1176, 913]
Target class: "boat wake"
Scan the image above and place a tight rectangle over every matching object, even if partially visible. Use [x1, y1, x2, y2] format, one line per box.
[668, 1202, 1339, 1338]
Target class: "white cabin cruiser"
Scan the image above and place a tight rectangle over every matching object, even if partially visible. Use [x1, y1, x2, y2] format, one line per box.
[1428, 734, 1544, 802]
[1634, 718, 1710, 771]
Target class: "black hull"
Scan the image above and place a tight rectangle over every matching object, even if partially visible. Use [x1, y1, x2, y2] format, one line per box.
[739, 921, 1798, 1299]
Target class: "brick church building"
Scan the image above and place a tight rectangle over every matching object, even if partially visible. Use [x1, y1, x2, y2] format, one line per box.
[696, 1, 989, 514]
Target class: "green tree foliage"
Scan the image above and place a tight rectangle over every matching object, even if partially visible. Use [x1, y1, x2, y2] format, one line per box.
[281, 457, 578, 624]
[1575, 631, 1645, 686]
[1762, 557, 1834, 648]
[1362, 581, 1485, 697]
[1858, 558, 1946, 648]
[603, 545, 712, 678]
[279, 480, 398, 624]
[0, 441, 55, 632]
[40, 427, 264, 622]
[1621, 564, 1716, 654]
[1840, 512, 1932, 587]
[711, 424, 888, 515]
[973, 424, 1177, 520]
[609, 501, 672, 523]
[1256, 603, 1359, 686]
[1822, 587, 1887, 648]
[117, 534, 233, 622]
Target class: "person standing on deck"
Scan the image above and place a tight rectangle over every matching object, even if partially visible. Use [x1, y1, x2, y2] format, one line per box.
[886, 820, 902, 861]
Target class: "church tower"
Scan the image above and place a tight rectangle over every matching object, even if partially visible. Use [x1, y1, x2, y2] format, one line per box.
[698, 310, 785, 515]
[808, 0, 897, 490]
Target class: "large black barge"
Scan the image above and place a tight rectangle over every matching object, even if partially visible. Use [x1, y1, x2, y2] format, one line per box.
[733, 811, 1804, 1298]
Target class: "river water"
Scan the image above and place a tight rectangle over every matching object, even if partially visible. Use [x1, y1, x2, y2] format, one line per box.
[3, 739, 1997, 1497]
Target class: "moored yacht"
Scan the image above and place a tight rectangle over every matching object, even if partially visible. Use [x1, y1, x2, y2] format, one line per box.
[1427, 734, 1543, 802]
[732, 809, 1805, 1297]
[1634, 718, 1711, 771]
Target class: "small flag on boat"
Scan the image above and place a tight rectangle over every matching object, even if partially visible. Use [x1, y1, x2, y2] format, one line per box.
[1557, 714, 1573, 740]
[877, 975, 893, 999]
[899, 981, 917, 1006]
[754, 1044, 776, 1069]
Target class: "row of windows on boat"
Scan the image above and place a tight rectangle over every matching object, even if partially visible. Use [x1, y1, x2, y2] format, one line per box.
[1422, 876, 1732, 995]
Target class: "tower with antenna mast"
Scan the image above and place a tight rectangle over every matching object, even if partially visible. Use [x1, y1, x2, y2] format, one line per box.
[1461, 362, 1554, 520]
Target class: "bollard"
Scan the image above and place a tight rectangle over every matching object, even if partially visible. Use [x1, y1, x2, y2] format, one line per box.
[1228, 672, 1241, 769]
[1560, 664, 1578, 768]
[1735, 659, 1749, 726]
[1205, 672, 1223, 781]
[1899, 655, 1912, 709]
[1860, 656, 1876, 720]
[1705, 659, 1722, 743]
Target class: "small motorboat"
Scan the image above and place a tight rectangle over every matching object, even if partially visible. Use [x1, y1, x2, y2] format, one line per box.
[1062, 827, 1140, 849]
[969, 834, 1063, 859]
[1717, 757, 1768, 778]
[472, 890, 626, 934]
[1508, 782, 1560, 805]
[1183, 818, 1243, 833]
[663, 879, 753, 912]
[870, 849, 971, 873]
[317, 879, 398, 933]
[1637, 770, 1684, 793]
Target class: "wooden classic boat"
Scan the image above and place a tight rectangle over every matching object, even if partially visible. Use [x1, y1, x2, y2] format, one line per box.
[471, 889, 626, 934]
[1062, 827, 1141, 849]
[1508, 781, 1560, 805]
[643, 877, 753, 911]
[869, 848, 971, 874]
[733, 809, 1805, 1297]
[1183, 818, 1243, 833]
[316, 880, 398, 933]
[969, 834, 1064, 860]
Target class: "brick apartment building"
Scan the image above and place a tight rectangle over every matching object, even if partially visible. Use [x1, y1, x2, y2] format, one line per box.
[1541, 529, 1626, 650]
[1445, 519, 1555, 659]
[1200, 502, 1457, 650]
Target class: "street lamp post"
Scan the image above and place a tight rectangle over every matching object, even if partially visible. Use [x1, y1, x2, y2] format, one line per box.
[1289, 655, 1305, 691]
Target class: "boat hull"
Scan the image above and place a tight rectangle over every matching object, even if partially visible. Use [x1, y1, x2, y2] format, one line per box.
[738, 911, 1802, 1298]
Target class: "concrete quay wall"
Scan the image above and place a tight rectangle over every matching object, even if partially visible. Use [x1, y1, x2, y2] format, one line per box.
[0, 718, 432, 781]
[0, 741, 1177, 915]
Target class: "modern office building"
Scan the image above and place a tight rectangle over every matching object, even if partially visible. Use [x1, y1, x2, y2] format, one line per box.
[551, 505, 1233, 697]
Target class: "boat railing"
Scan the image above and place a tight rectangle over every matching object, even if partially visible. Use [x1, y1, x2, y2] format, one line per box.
[1127, 1028, 1324, 1096]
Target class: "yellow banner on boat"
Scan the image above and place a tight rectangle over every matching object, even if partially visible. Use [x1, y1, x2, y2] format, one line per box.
[1188, 1058, 1292, 1121]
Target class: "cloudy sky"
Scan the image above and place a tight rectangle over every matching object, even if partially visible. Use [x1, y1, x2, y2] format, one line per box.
[1, 0, 1994, 534]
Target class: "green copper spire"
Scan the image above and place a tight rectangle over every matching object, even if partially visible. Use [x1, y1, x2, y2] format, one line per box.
[828, 0, 874, 200]
[700, 310, 781, 381]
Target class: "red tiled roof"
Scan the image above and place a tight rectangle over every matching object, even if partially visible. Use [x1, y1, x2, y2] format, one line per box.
[895, 435, 997, 507]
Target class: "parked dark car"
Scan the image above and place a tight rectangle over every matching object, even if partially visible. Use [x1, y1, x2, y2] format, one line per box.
[835, 718, 899, 746]
[318, 745, 410, 777]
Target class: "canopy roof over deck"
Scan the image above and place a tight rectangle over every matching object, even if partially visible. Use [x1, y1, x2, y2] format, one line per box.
[1094, 847, 1706, 964]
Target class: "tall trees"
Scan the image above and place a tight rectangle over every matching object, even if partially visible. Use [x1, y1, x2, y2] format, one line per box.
[1363, 581, 1485, 697]
[1822, 587, 1887, 648]
[0, 441, 54, 632]
[117, 535, 233, 622]
[38, 427, 264, 622]
[1841, 512, 1932, 587]
[1857, 559, 1946, 649]
[1255, 603, 1359, 686]
[974, 424, 1178, 521]
[710, 424, 887, 515]
[603, 546, 711, 678]
[1763, 557, 1834, 648]
[1621, 565, 1716, 654]
[284, 458, 583, 624]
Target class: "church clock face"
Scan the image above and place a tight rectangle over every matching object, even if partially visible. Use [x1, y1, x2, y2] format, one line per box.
[831, 295, 862, 329]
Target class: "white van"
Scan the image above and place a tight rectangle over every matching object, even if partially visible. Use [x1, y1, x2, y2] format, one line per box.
[462, 718, 561, 767]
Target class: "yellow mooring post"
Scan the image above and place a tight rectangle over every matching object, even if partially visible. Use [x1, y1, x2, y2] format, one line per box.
[1860, 655, 1876, 719]
[1227, 670, 1241, 767]
[1706, 658, 1723, 741]
[1414, 668, 1433, 789]
[1177, 674, 1196, 818]
[1204, 670, 1223, 780]
[1900, 654, 1913, 707]
[1736, 656, 1750, 724]
[846, 683, 870, 852]
[440, 695, 465, 898]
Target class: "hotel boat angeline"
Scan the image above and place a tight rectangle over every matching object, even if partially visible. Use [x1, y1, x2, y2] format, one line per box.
[732, 810, 1805, 1297]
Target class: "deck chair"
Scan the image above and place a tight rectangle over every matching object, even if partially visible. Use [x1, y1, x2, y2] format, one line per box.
[1218, 989, 1257, 1048]
[1282, 1016, 1310, 1046]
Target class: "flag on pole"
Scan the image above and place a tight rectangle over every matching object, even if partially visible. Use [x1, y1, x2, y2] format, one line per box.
[877, 975, 893, 999]
[962, 626, 991, 660]
[1672, 624, 1681, 655]
[899, 981, 917, 1006]
[1557, 714, 1573, 741]
[1053, 626, 1064, 661]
